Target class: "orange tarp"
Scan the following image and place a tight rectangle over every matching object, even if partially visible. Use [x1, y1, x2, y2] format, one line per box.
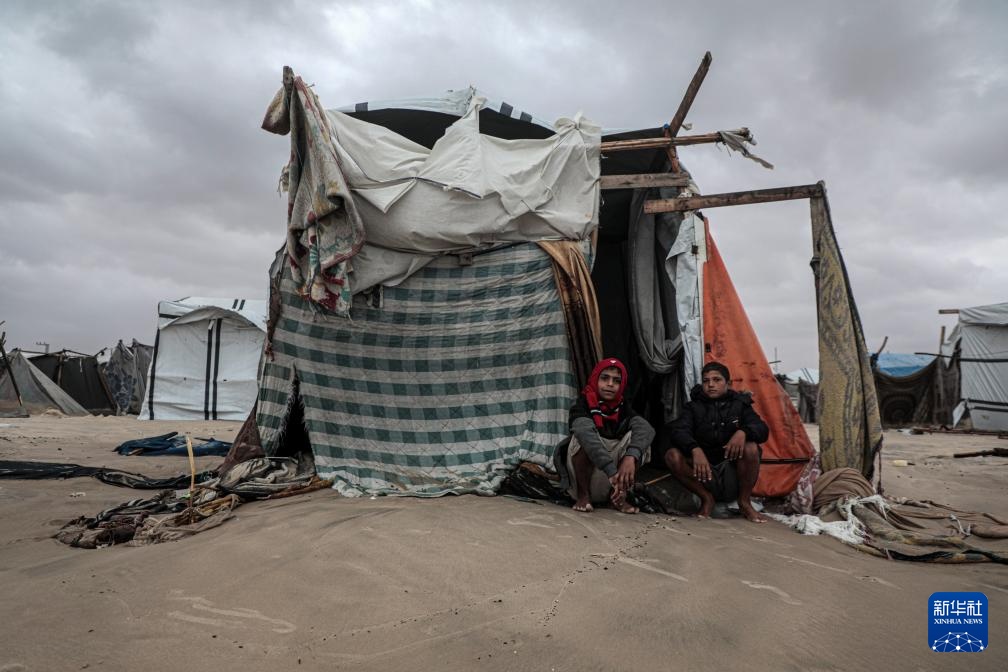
[702, 220, 815, 497]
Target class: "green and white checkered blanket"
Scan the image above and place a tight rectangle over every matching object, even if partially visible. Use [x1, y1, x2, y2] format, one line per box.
[258, 242, 576, 496]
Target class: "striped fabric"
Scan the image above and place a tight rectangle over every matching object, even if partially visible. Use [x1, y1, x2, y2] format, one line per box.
[257, 243, 576, 497]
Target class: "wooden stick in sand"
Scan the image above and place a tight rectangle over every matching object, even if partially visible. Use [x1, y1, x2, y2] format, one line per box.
[185, 434, 197, 521]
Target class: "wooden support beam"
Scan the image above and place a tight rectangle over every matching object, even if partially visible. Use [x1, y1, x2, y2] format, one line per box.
[601, 129, 750, 153]
[0, 332, 24, 410]
[643, 183, 824, 214]
[668, 51, 713, 138]
[600, 173, 691, 190]
[666, 51, 713, 173]
[938, 309, 960, 315]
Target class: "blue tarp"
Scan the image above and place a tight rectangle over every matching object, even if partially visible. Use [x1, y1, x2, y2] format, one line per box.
[114, 432, 231, 457]
[874, 353, 935, 378]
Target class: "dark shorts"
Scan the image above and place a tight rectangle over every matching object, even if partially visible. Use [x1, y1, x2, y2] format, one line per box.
[694, 445, 762, 502]
[704, 460, 740, 502]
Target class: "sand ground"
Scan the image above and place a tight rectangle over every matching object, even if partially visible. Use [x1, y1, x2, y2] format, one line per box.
[1, 416, 1006, 672]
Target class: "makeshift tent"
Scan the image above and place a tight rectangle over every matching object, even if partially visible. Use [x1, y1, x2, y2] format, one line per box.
[1, 350, 90, 417]
[874, 353, 933, 377]
[866, 353, 938, 427]
[791, 352, 955, 428]
[142, 298, 266, 421]
[30, 350, 115, 415]
[777, 370, 819, 424]
[103, 340, 154, 415]
[941, 302, 1008, 431]
[248, 64, 878, 500]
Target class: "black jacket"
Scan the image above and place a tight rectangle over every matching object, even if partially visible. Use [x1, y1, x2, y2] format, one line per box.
[666, 385, 769, 466]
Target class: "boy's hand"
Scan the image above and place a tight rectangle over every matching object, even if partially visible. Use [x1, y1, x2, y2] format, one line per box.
[724, 429, 746, 460]
[691, 448, 712, 482]
[610, 455, 637, 494]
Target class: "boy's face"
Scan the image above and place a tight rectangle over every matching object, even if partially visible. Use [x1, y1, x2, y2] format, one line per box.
[702, 371, 729, 399]
[597, 367, 622, 402]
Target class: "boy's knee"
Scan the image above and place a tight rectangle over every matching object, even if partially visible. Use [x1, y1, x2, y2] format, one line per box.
[742, 442, 760, 460]
[663, 448, 685, 469]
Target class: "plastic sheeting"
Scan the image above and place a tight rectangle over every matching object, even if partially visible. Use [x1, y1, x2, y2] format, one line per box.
[327, 96, 600, 253]
[702, 222, 815, 498]
[103, 340, 153, 415]
[874, 353, 934, 377]
[667, 213, 706, 391]
[267, 70, 602, 300]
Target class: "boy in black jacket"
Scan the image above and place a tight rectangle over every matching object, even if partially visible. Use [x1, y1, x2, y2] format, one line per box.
[663, 361, 769, 523]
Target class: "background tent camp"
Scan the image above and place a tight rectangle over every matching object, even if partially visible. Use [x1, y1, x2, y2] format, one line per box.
[870, 352, 947, 427]
[1, 340, 153, 418]
[239, 62, 880, 503]
[784, 353, 952, 428]
[142, 297, 266, 421]
[28, 350, 115, 415]
[103, 339, 154, 416]
[0, 349, 90, 417]
[779, 368, 819, 424]
[941, 302, 1008, 432]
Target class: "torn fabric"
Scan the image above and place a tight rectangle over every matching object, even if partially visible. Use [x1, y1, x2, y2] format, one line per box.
[810, 190, 883, 479]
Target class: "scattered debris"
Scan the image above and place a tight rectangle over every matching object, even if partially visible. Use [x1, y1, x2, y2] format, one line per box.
[953, 448, 1008, 459]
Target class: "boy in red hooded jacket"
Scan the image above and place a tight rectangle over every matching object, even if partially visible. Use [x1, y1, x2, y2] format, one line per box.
[554, 358, 655, 513]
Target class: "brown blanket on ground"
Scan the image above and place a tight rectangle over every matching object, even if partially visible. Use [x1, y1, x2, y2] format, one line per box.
[820, 496, 1008, 564]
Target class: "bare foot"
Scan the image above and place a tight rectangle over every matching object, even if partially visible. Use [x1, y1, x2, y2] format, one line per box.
[573, 499, 594, 513]
[608, 493, 641, 515]
[697, 492, 715, 518]
[617, 501, 639, 514]
[739, 503, 768, 523]
[610, 490, 638, 514]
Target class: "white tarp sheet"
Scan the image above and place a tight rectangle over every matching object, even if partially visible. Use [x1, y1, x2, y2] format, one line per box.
[324, 96, 600, 293]
[666, 212, 706, 391]
[957, 302, 1008, 431]
[141, 299, 266, 421]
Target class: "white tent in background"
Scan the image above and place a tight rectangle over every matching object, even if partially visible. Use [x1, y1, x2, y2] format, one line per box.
[943, 302, 1008, 431]
[141, 297, 266, 421]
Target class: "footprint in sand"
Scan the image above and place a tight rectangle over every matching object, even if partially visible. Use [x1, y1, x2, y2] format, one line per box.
[167, 592, 296, 634]
[740, 580, 802, 605]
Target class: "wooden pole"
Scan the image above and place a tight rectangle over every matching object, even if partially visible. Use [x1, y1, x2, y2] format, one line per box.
[0, 332, 24, 409]
[938, 309, 960, 314]
[643, 183, 824, 214]
[600, 129, 750, 153]
[669, 52, 713, 138]
[934, 325, 947, 425]
[666, 51, 713, 173]
[600, 173, 691, 190]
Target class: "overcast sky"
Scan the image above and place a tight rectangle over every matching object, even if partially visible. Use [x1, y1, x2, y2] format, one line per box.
[1, 0, 1005, 372]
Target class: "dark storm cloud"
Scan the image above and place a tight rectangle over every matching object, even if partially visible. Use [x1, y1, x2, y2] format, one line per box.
[0, 0, 1005, 371]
